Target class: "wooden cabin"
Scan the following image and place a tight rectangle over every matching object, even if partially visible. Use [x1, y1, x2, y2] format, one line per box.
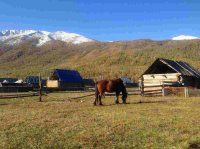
[47, 69, 84, 90]
[139, 58, 200, 94]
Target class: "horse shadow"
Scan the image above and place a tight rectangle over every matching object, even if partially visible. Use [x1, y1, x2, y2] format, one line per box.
[98, 100, 176, 107]
[0, 103, 9, 106]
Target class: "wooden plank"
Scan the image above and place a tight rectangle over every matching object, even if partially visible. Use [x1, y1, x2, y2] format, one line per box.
[143, 73, 180, 80]
[163, 82, 177, 86]
[144, 87, 162, 91]
[144, 94, 162, 97]
[144, 85, 162, 88]
[144, 80, 178, 86]
[141, 76, 144, 96]
[143, 78, 178, 82]
[144, 89, 162, 93]
[0, 93, 38, 99]
[143, 77, 178, 80]
[47, 80, 59, 88]
[144, 83, 162, 87]
[143, 73, 180, 77]
[144, 90, 162, 94]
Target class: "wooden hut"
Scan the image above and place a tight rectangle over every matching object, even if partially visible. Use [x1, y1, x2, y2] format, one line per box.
[139, 58, 200, 95]
[47, 69, 84, 90]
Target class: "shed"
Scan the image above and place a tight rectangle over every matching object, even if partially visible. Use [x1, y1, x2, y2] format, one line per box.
[83, 79, 95, 87]
[47, 69, 84, 89]
[25, 76, 40, 88]
[120, 76, 137, 87]
[140, 58, 200, 93]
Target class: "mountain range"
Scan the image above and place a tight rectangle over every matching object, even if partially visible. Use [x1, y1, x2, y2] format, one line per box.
[0, 30, 199, 47]
[0, 30, 94, 46]
[0, 30, 200, 80]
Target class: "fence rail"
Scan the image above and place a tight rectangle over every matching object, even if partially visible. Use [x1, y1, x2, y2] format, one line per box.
[0, 87, 141, 100]
[140, 81, 194, 97]
[0, 92, 38, 99]
[141, 80, 181, 96]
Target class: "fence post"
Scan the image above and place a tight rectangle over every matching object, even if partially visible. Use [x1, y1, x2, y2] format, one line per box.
[162, 84, 165, 97]
[141, 76, 144, 96]
[184, 87, 188, 98]
[39, 73, 42, 102]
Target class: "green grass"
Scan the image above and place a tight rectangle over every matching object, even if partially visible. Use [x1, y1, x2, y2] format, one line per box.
[0, 93, 200, 148]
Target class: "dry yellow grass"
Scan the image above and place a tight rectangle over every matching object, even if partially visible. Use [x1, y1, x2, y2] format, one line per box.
[0, 93, 200, 148]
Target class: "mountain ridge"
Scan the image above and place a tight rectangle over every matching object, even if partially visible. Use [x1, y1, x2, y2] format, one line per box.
[0, 30, 94, 46]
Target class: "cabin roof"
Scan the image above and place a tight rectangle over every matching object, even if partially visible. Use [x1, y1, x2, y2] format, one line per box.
[0, 78, 18, 83]
[54, 69, 83, 83]
[143, 58, 200, 78]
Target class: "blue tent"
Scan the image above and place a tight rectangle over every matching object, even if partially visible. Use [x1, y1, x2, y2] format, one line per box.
[54, 69, 83, 83]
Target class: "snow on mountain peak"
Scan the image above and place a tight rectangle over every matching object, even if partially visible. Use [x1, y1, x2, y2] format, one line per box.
[0, 30, 36, 36]
[172, 35, 199, 40]
[0, 30, 93, 46]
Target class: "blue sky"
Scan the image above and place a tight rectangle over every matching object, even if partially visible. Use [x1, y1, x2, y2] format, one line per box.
[0, 0, 199, 41]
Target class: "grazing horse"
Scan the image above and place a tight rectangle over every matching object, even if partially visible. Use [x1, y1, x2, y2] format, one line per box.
[94, 78, 128, 105]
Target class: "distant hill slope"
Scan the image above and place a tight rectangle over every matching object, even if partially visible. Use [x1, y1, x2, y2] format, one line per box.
[1, 39, 200, 81]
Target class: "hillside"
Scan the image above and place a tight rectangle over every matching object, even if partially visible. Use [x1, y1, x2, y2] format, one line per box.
[1, 39, 200, 81]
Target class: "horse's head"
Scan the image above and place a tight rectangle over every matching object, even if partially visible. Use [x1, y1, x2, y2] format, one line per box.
[122, 92, 128, 104]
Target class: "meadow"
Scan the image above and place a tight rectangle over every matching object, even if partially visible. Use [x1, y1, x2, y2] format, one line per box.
[0, 92, 200, 149]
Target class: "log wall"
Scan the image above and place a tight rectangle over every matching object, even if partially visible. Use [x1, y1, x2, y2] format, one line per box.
[140, 73, 181, 96]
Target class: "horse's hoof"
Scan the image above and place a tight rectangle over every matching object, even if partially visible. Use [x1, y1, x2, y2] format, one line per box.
[115, 101, 119, 104]
[93, 102, 97, 106]
[123, 101, 126, 104]
[99, 103, 103, 106]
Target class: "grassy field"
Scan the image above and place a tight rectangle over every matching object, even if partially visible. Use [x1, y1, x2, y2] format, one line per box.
[0, 92, 200, 149]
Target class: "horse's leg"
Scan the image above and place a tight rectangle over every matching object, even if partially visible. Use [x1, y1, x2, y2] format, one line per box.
[115, 92, 120, 104]
[99, 94, 103, 105]
[94, 84, 99, 106]
[93, 96, 97, 106]
[93, 90, 97, 105]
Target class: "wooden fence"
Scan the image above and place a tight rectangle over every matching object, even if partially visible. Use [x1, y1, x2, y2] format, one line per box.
[0, 92, 39, 99]
[0, 86, 34, 93]
[0, 87, 141, 101]
[140, 81, 192, 97]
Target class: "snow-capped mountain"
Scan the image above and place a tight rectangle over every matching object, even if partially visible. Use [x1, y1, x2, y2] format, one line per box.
[0, 30, 94, 46]
[172, 35, 199, 40]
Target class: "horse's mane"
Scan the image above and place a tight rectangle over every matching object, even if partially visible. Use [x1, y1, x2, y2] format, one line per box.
[115, 78, 127, 94]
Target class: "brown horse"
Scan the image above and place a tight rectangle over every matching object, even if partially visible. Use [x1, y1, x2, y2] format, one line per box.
[94, 78, 128, 105]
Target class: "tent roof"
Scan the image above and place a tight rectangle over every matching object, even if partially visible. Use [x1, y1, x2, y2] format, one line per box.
[55, 69, 83, 83]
